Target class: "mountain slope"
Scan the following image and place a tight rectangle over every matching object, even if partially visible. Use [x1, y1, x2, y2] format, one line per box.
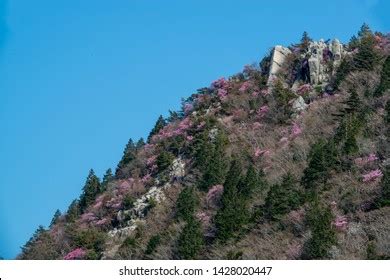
[19, 25, 390, 260]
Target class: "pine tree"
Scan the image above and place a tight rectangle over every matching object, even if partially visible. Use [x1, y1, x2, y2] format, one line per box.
[385, 100, 390, 124]
[156, 150, 175, 172]
[300, 31, 312, 52]
[79, 169, 101, 212]
[380, 166, 390, 206]
[215, 160, 248, 242]
[198, 131, 228, 191]
[302, 202, 336, 259]
[178, 218, 204, 259]
[302, 141, 332, 189]
[193, 130, 213, 173]
[353, 30, 378, 71]
[116, 138, 137, 177]
[176, 187, 198, 222]
[147, 115, 166, 143]
[101, 168, 113, 192]
[66, 199, 80, 222]
[265, 173, 301, 220]
[358, 23, 372, 38]
[239, 165, 260, 199]
[343, 90, 362, 115]
[375, 56, 390, 96]
[50, 209, 61, 227]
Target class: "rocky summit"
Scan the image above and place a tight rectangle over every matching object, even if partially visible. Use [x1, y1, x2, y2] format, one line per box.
[19, 24, 390, 260]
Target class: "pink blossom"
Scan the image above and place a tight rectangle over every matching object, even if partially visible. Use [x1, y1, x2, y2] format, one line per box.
[211, 77, 228, 89]
[197, 121, 206, 130]
[260, 88, 269, 96]
[333, 215, 348, 231]
[196, 211, 212, 230]
[290, 122, 302, 138]
[183, 103, 194, 115]
[254, 148, 270, 158]
[239, 81, 251, 93]
[257, 105, 269, 117]
[252, 122, 262, 129]
[362, 169, 383, 182]
[297, 84, 312, 95]
[355, 153, 378, 167]
[64, 248, 86, 260]
[92, 201, 103, 210]
[146, 155, 157, 166]
[251, 91, 259, 97]
[80, 212, 97, 223]
[141, 173, 152, 183]
[217, 88, 228, 101]
[206, 185, 224, 208]
[95, 218, 109, 226]
[186, 135, 194, 141]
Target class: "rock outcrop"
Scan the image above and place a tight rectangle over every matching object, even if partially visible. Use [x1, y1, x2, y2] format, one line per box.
[267, 45, 291, 85]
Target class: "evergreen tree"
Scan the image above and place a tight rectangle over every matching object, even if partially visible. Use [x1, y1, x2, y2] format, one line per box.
[385, 100, 390, 124]
[79, 169, 101, 212]
[265, 173, 301, 220]
[145, 235, 161, 255]
[101, 168, 113, 192]
[177, 219, 204, 259]
[156, 150, 175, 172]
[193, 130, 213, 173]
[302, 202, 336, 259]
[333, 57, 353, 89]
[300, 31, 312, 52]
[343, 90, 362, 115]
[136, 138, 145, 148]
[50, 209, 61, 227]
[116, 138, 137, 177]
[147, 115, 166, 143]
[358, 23, 372, 38]
[380, 166, 390, 206]
[353, 30, 378, 71]
[375, 56, 390, 96]
[66, 199, 80, 222]
[176, 187, 198, 222]
[302, 141, 333, 189]
[198, 131, 228, 191]
[239, 165, 260, 199]
[215, 160, 248, 242]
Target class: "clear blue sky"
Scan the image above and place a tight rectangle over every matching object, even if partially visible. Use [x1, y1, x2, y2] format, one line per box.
[0, 0, 388, 259]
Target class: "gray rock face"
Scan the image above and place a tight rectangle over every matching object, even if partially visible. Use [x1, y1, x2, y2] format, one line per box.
[292, 96, 308, 112]
[267, 39, 346, 86]
[267, 45, 291, 85]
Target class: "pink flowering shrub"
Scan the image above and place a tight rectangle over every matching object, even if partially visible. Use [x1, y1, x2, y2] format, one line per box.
[252, 122, 262, 129]
[206, 185, 224, 208]
[251, 91, 259, 97]
[333, 215, 348, 231]
[355, 153, 378, 167]
[152, 117, 193, 141]
[239, 81, 251, 93]
[257, 105, 269, 118]
[286, 242, 303, 259]
[183, 103, 194, 115]
[297, 84, 312, 95]
[141, 173, 152, 184]
[362, 169, 383, 182]
[186, 135, 194, 141]
[290, 122, 302, 138]
[260, 88, 269, 96]
[64, 248, 86, 260]
[254, 148, 271, 158]
[217, 88, 228, 101]
[211, 77, 228, 89]
[196, 211, 212, 229]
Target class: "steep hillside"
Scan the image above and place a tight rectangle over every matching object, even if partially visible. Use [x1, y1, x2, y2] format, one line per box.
[19, 25, 390, 260]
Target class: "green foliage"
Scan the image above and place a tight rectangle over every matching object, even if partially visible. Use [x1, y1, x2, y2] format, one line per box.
[353, 32, 379, 71]
[123, 193, 135, 209]
[147, 115, 166, 143]
[116, 139, 137, 177]
[380, 166, 390, 206]
[156, 150, 175, 172]
[117, 237, 138, 259]
[302, 202, 336, 259]
[50, 209, 62, 227]
[333, 57, 353, 89]
[19, 225, 61, 260]
[265, 173, 302, 220]
[101, 168, 113, 192]
[239, 165, 262, 199]
[215, 160, 248, 242]
[300, 31, 312, 52]
[375, 56, 390, 96]
[145, 235, 161, 255]
[178, 219, 204, 259]
[74, 228, 106, 258]
[198, 131, 228, 191]
[193, 130, 213, 173]
[302, 140, 336, 189]
[66, 199, 81, 222]
[176, 187, 198, 222]
[79, 169, 101, 212]
[226, 250, 243, 260]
